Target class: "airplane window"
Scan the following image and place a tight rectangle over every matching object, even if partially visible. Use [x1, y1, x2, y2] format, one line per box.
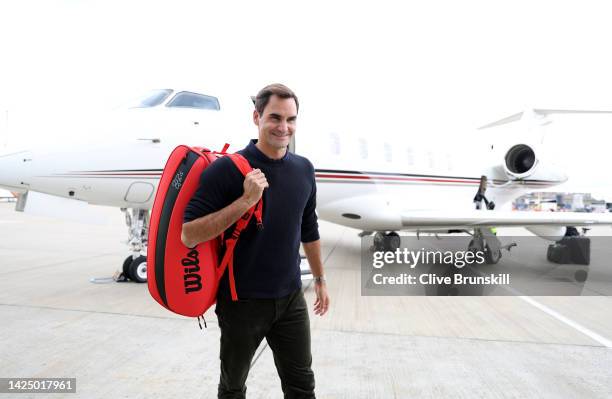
[167, 92, 220, 110]
[359, 138, 368, 159]
[384, 143, 392, 162]
[427, 150, 435, 169]
[406, 147, 414, 166]
[128, 89, 173, 108]
[329, 133, 340, 155]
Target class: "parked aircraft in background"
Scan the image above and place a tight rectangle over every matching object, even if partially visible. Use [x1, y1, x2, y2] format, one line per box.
[1, 89, 611, 282]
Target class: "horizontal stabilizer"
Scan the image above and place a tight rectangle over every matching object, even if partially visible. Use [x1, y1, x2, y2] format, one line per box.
[479, 109, 612, 130]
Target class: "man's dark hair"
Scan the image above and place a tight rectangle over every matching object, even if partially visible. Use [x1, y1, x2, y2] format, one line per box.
[254, 83, 299, 115]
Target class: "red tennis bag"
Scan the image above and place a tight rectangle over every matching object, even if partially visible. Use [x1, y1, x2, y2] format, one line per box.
[147, 144, 262, 318]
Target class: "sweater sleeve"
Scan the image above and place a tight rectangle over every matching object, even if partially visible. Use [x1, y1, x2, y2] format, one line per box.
[300, 162, 320, 243]
[183, 157, 241, 224]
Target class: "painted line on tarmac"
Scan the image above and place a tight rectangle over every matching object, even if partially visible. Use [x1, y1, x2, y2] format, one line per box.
[518, 295, 612, 348]
[469, 264, 612, 348]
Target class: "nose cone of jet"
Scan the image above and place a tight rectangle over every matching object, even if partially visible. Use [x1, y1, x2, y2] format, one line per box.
[0, 150, 32, 192]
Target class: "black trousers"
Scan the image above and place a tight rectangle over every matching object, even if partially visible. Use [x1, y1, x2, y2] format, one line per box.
[215, 289, 316, 399]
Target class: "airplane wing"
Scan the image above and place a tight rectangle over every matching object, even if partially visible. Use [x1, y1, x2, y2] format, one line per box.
[317, 195, 612, 232]
[401, 210, 612, 229]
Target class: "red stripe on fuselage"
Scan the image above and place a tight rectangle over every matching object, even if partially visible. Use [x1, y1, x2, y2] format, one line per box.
[316, 173, 478, 184]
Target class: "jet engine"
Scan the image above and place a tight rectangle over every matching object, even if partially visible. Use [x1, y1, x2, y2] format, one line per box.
[503, 144, 566, 182]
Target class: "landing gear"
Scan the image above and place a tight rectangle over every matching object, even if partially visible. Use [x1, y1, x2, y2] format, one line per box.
[128, 256, 148, 283]
[386, 232, 401, 251]
[121, 256, 132, 278]
[473, 175, 495, 210]
[372, 231, 401, 252]
[115, 208, 150, 283]
[468, 228, 502, 265]
[469, 176, 511, 264]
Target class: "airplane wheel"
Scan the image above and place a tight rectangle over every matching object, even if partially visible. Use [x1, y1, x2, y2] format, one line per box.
[484, 244, 501, 265]
[373, 232, 386, 251]
[385, 232, 401, 251]
[128, 255, 148, 283]
[122, 256, 134, 280]
[574, 269, 588, 283]
[468, 240, 500, 264]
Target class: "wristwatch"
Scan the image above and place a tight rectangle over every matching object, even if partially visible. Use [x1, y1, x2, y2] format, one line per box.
[313, 275, 326, 284]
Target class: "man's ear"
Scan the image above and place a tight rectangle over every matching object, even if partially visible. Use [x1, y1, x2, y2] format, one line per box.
[253, 110, 260, 126]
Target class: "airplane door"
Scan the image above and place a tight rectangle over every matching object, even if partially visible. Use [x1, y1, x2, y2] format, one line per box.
[124, 182, 155, 204]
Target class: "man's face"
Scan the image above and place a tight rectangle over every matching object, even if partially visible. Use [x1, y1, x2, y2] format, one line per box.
[253, 95, 297, 150]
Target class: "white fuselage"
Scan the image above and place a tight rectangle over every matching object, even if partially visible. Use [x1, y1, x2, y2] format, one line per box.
[0, 89, 574, 232]
[0, 129, 561, 232]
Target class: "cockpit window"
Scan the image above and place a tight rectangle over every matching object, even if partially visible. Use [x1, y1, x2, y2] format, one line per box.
[127, 89, 173, 108]
[166, 92, 220, 110]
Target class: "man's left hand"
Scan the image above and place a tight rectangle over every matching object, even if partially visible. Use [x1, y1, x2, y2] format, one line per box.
[313, 281, 330, 316]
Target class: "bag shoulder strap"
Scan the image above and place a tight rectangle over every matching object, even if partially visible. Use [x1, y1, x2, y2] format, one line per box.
[216, 153, 264, 301]
[226, 153, 251, 175]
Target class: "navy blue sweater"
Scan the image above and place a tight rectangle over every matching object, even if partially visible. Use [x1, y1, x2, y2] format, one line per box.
[183, 140, 319, 299]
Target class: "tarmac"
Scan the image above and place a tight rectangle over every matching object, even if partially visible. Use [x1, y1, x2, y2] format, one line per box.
[1, 202, 612, 399]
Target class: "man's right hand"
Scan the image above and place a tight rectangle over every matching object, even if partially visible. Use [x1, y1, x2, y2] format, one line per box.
[182, 169, 268, 247]
[242, 168, 268, 207]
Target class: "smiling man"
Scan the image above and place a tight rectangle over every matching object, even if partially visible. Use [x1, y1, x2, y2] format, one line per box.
[182, 83, 329, 399]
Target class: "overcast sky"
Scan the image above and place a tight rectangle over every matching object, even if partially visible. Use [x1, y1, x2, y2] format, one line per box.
[1, 0, 612, 159]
